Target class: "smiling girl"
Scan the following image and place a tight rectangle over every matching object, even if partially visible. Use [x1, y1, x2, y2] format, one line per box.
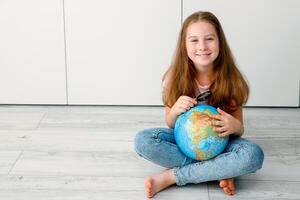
[134, 11, 264, 198]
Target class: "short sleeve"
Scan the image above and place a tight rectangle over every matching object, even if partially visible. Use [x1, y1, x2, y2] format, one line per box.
[161, 71, 171, 94]
[161, 71, 172, 104]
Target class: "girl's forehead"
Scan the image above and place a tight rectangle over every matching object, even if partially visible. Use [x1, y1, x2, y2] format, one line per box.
[186, 21, 217, 37]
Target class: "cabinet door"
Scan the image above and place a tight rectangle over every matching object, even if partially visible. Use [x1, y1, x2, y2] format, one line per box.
[184, 0, 300, 107]
[65, 0, 181, 105]
[0, 0, 66, 104]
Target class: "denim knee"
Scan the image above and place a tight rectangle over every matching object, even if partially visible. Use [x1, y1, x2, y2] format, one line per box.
[134, 130, 146, 156]
[134, 128, 155, 157]
[251, 143, 264, 171]
[238, 142, 264, 173]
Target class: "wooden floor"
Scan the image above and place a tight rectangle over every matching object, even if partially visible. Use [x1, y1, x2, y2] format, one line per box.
[0, 105, 299, 199]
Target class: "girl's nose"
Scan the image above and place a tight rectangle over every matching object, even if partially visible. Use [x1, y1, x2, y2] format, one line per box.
[197, 40, 207, 51]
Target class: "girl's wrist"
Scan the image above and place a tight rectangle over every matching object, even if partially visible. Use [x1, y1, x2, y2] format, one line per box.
[170, 107, 179, 118]
[166, 108, 178, 128]
[234, 121, 244, 136]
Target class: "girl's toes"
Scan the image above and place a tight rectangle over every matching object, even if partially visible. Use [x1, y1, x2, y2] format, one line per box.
[223, 187, 232, 195]
[219, 180, 227, 188]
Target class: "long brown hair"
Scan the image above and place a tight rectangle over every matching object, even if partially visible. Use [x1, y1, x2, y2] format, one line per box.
[163, 11, 249, 114]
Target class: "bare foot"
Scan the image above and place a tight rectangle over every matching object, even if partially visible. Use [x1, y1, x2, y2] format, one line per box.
[219, 178, 235, 196]
[144, 169, 176, 198]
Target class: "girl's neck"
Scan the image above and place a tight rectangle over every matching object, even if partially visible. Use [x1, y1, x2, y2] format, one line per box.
[194, 63, 215, 86]
[196, 71, 215, 86]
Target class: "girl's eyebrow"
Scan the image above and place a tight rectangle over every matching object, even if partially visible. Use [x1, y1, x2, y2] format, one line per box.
[205, 34, 216, 37]
[187, 34, 216, 39]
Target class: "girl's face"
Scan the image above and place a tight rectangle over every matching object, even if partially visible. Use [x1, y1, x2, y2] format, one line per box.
[185, 21, 219, 73]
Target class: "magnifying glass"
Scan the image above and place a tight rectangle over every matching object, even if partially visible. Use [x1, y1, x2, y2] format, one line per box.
[196, 91, 212, 102]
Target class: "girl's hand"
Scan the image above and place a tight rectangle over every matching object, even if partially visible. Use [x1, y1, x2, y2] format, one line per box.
[208, 107, 243, 137]
[170, 96, 197, 117]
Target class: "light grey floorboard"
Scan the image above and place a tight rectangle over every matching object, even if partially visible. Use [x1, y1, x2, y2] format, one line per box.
[9, 151, 300, 181]
[0, 112, 44, 130]
[9, 151, 165, 178]
[0, 188, 207, 200]
[0, 105, 299, 199]
[0, 130, 135, 153]
[0, 151, 22, 175]
[240, 155, 300, 181]
[0, 175, 208, 200]
[0, 130, 298, 156]
[208, 179, 300, 200]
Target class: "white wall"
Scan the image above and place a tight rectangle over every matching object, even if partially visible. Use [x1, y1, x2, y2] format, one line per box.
[64, 0, 181, 105]
[183, 0, 300, 107]
[0, 0, 67, 104]
[0, 0, 299, 106]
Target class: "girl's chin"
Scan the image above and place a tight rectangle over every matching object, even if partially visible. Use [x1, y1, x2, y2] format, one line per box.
[193, 58, 213, 65]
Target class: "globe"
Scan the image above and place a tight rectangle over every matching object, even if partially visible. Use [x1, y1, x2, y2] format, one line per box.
[174, 104, 229, 161]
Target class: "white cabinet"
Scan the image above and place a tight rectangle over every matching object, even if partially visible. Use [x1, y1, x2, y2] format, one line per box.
[0, 0, 299, 106]
[183, 0, 300, 107]
[0, 0, 66, 104]
[64, 0, 181, 105]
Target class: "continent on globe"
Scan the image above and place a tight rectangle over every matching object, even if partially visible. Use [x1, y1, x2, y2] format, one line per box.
[174, 104, 229, 160]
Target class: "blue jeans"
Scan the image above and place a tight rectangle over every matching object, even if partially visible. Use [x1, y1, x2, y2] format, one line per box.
[134, 128, 264, 186]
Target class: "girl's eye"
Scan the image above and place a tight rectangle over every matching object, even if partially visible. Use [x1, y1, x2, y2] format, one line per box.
[191, 40, 198, 42]
[206, 38, 214, 40]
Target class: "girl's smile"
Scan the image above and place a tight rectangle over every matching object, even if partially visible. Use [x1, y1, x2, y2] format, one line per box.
[196, 52, 212, 57]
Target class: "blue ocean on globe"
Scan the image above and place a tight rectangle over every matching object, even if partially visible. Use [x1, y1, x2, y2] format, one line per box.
[174, 104, 229, 160]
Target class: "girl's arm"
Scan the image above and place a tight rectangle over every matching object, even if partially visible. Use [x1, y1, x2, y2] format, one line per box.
[165, 106, 177, 128]
[230, 106, 245, 136]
